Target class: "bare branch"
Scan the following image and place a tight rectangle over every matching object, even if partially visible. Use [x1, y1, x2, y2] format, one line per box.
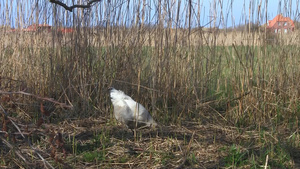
[49, 0, 104, 12]
[0, 90, 73, 109]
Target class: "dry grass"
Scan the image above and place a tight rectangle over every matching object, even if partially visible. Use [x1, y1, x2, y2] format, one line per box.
[0, 114, 276, 168]
[1, 0, 300, 168]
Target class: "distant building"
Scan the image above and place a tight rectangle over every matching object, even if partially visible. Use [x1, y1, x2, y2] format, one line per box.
[21, 24, 74, 33]
[23, 24, 52, 32]
[0, 26, 16, 33]
[59, 27, 74, 33]
[267, 14, 295, 33]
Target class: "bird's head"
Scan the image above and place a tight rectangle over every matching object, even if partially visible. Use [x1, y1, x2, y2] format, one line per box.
[108, 87, 115, 92]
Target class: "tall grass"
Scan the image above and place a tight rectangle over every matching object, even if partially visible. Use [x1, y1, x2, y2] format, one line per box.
[0, 0, 299, 124]
[0, 0, 300, 167]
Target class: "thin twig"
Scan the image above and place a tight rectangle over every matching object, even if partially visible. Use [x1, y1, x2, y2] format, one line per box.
[0, 136, 28, 163]
[0, 105, 55, 169]
[264, 155, 269, 169]
[176, 131, 195, 169]
[113, 79, 160, 92]
[7, 117, 25, 138]
[0, 90, 73, 109]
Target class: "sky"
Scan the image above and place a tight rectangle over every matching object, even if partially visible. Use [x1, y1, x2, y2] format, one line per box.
[0, 0, 299, 28]
[219, 0, 299, 27]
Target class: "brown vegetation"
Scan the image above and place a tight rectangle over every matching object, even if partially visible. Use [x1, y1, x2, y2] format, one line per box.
[0, 0, 300, 168]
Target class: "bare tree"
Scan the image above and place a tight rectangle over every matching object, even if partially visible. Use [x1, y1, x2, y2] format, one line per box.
[49, 0, 104, 12]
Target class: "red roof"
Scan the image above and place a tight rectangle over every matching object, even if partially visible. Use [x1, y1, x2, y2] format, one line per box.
[22, 24, 52, 32]
[267, 14, 294, 29]
[59, 28, 74, 33]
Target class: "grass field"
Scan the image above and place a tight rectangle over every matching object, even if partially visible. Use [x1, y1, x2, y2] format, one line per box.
[1, 0, 300, 168]
[1, 31, 299, 168]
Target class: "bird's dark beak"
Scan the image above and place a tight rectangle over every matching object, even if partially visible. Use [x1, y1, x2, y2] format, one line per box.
[108, 87, 114, 92]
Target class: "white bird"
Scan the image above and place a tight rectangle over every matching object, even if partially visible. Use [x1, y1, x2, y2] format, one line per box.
[109, 87, 157, 130]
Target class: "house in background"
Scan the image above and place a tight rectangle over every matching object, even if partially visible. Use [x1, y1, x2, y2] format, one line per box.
[21, 24, 74, 33]
[59, 27, 74, 33]
[23, 24, 52, 32]
[267, 14, 295, 33]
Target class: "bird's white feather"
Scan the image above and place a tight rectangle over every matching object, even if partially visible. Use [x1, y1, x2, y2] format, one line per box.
[109, 88, 157, 129]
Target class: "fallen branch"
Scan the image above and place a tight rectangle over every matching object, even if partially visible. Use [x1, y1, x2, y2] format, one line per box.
[197, 91, 251, 108]
[0, 90, 73, 109]
[227, 91, 251, 103]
